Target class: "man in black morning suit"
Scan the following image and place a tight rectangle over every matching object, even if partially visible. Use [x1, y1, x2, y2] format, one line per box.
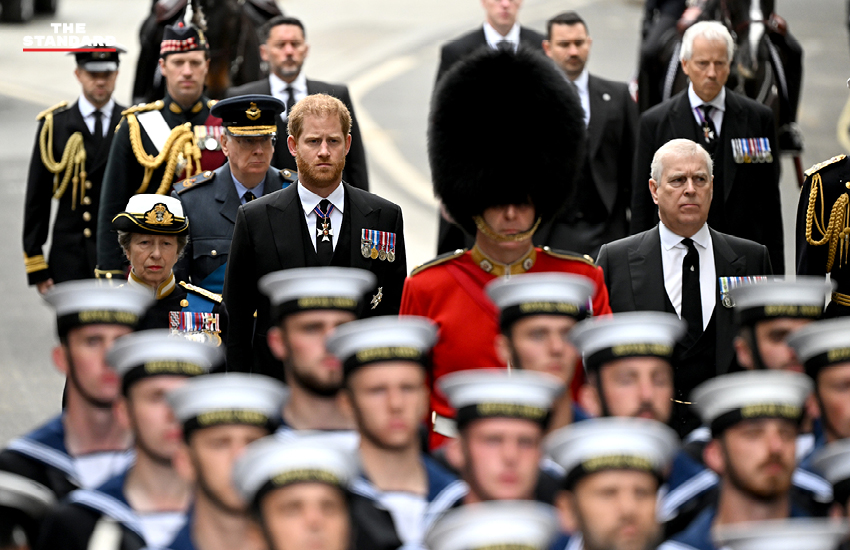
[23, 46, 126, 293]
[597, 139, 772, 437]
[223, 94, 406, 378]
[227, 16, 369, 191]
[630, 21, 783, 273]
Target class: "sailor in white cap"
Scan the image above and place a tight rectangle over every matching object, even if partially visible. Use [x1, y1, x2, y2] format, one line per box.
[0, 472, 55, 550]
[328, 316, 466, 547]
[438, 369, 563, 505]
[36, 330, 219, 550]
[486, 272, 596, 431]
[167, 373, 289, 550]
[659, 371, 817, 550]
[259, 267, 375, 437]
[546, 417, 679, 550]
[0, 281, 152, 501]
[813, 439, 850, 520]
[424, 500, 560, 550]
[713, 518, 849, 550]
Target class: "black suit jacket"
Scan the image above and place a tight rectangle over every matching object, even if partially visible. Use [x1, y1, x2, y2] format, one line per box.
[596, 225, 773, 376]
[223, 181, 407, 373]
[226, 78, 369, 191]
[435, 26, 545, 82]
[630, 88, 783, 272]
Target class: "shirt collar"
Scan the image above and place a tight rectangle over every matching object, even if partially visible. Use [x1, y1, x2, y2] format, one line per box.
[298, 181, 345, 217]
[572, 69, 589, 93]
[483, 21, 520, 49]
[231, 170, 265, 202]
[127, 270, 176, 300]
[659, 221, 711, 251]
[77, 95, 114, 119]
[270, 71, 308, 96]
[687, 83, 726, 112]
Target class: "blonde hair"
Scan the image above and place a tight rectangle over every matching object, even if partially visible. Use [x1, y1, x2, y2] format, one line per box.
[287, 94, 352, 141]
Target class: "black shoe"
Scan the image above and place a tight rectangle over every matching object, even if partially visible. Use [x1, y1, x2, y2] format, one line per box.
[778, 123, 804, 153]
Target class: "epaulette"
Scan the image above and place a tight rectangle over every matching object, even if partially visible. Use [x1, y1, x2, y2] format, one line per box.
[280, 168, 297, 184]
[121, 100, 165, 117]
[410, 249, 466, 276]
[207, 99, 218, 109]
[36, 101, 69, 121]
[174, 170, 216, 194]
[541, 246, 596, 266]
[805, 155, 847, 177]
[179, 281, 222, 304]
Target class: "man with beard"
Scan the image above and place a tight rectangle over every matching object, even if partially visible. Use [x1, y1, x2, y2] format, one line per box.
[35, 331, 218, 550]
[327, 316, 467, 547]
[259, 267, 375, 434]
[0, 281, 152, 499]
[166, 373, 289, 550]
[659, 370, 815, 550]
[546, 417, 679, 550]
[223, 94, 406, 377]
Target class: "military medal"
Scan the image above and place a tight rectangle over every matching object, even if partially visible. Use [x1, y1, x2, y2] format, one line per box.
[370, 230, 379, 259]
[314, 202, 335, 242]
[387, 232, 396, 262]
[378, 231, 387, 261]
[719, 276, 769, 308]
[204, 125, 218, 151]
[361, 229, 372, 258]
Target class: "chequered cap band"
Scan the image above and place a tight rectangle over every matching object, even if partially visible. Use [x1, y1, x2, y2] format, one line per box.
[160, 37, 206, 55]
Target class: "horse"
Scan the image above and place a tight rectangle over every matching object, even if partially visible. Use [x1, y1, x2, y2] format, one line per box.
[132, 0, 282, 104]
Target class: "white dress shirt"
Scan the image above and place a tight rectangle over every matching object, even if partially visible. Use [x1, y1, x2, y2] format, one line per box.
[270, 71, 308, 120]
[299, 181, 345, 252]
[77, 95, 114, 137]
[572, 69, 591, 127]
[687, 83, 725, 135]
[483, 21, 520, 50]
[659, 222, 716, 330]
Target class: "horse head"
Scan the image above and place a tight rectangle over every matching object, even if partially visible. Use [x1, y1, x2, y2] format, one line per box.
[726, 0, 775, 80]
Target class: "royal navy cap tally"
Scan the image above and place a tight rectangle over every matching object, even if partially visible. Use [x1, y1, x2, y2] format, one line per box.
[690, 370, 813, 437]
[0, 471, 55, 519]
[786, 317, 850, 380]
[112, 194, 189, 235]
[438, 370, 563, 436]
[424, 500, 559, 550]
[730, 276, 832, 325]
[326, 316, 437, 378]
[232, 436, 357, 507]
[167, 373, 288, 439]
[569, 312, 686, 372]
[69, 43, 126, 72]
[211, 95, 285, 137]
[259, 267, 376, 321]
[545, 417, 678, 489]
[714, 518, 849, 550]
[44, 280, 154, 337]
[107, 329, 221, 394]
[812, 439, 850, 506]
[485, 272, 596, 331]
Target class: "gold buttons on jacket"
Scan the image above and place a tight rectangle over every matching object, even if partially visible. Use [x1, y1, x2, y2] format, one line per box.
[82, 212, 91, 222]
[83, 228, 92, 238]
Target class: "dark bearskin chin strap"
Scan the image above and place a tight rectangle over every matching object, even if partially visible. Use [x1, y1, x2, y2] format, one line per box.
[473, 216, 541, 243]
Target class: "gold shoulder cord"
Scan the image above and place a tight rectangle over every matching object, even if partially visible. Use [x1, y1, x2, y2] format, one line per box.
[805, 172, 850, 271]
[126, 116, 201, 195]
[37, 102, 87, 210]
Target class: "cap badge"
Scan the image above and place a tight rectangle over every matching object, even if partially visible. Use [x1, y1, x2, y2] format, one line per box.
[246, 102, 261, 121]
[145, 203, 175, 225]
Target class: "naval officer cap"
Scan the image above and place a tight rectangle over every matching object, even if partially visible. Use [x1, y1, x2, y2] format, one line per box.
[69, 43, 127, 72]
[569, 312, 686, 372]
[424, 501, 559, 550]
[438, 370, 563, 435]
[112, 194, 189, 235]
[259, 267, 376, 322]
[167, 373, 288, 440]
[326, 316, 438, 379]
[691, 370, 813, 437]
[786, 317, 850, 380]
[714, 518, 849, 550]
[812, 439, 850, 507]
[232, 435, 357, 510]
[211, 95, 285, 137]
[44, 280, 154, 338]
[545, 417, 679, 489]
[730, 276, 832, 326]
[485, 272, 596, 332]
[107, 329, 221, 395]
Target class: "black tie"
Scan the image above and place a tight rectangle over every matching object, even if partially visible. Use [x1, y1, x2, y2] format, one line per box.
[92, 110, 103, 148]
[315, 199, 334, 265]
[285, 86, 297, 117]
[497, 40, 513, 52]
[699, 104, 718, 152]
[681, 238, 703, 345]
[243, 191, 256, 203]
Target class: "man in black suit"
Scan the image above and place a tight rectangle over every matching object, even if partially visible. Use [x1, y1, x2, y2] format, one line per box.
[227, 16, 369, 191]
[535, 11, 638, 258]
[598, 139, 772, 436]
[23, 46, 126, 294]
[223, 94, 406, 377]
[630, 21, 784, 274]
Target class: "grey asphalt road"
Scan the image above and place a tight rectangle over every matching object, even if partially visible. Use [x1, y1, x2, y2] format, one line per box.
[0, 0, 845, 444]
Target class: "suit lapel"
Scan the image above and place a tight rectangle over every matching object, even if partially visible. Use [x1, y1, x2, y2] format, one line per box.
[214, 164, 241, 224]
[668, 91, 699, 142]
[711, 228, 746, 374]
[345, 184, 378, 271]
[629, 227, 669, 311]
[721, 91, 743, 203]
[268, 185, 308, 268]
[586, 76, 605, 158]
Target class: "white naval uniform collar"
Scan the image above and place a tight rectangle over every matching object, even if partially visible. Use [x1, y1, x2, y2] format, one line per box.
[483, 21, 521, 50]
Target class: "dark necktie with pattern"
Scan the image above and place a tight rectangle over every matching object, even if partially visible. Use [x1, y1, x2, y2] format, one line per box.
[92, 109, 103, 148]
[497, 40, 513, 52]
[315, 199, 334, 265]
[243, 191, 256, 203]
[681, 237, 703, 345]
[285, 86, 297, 117]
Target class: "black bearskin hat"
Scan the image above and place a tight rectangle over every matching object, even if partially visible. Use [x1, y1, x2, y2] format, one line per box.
[429, 47, 586, 235]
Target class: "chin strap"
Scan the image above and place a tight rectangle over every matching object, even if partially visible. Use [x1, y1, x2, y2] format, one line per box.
[473, 216, 541, 242]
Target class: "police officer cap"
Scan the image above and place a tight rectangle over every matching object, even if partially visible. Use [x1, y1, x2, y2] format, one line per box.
[112, 194, 189, 235]
[438, 370, 563, 436]
[326, 316, 438, 379]
[486, 273, 596, 331]
[424, 501, 559, 550]
[714, 518, 849, 550]
[107, 329, 221, 395]
[730, 276, 833, 325]
[44, 280, 154, 338]
[812, 439, 850, 506]
[69, 43, 126, 72]
[786, 317, 850, 379]
[211, 95, 285, 137]
[545, 417, 678, 489]
[569, 312, 686, 372]
[690, 370, 813, 437]
[167, 373, 288, 439]
[232, 435, 357, 509]
[259, 267, 376, 322]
